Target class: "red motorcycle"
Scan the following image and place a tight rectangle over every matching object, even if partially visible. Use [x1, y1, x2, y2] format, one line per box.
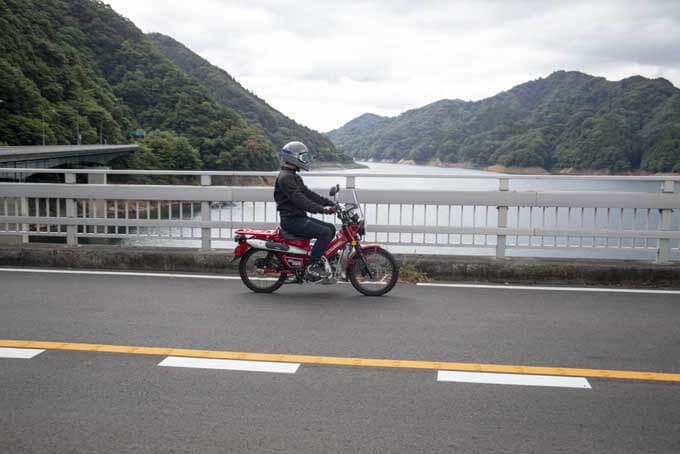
[233, 185, 399, 296]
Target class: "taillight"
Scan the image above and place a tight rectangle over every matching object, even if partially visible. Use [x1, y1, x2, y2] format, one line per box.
[234, 242, 249, 257]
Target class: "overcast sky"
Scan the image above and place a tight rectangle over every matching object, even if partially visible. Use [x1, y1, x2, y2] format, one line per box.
[105, 0, 680, 132]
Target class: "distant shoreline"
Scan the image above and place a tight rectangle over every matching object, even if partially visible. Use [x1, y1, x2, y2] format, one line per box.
[365, 159, 680, 177]
[311, 161, 369, 170]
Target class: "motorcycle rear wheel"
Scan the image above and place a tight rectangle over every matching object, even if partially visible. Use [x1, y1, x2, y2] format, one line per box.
[239, 249, 286, 293]
[347, 247, 399, 296]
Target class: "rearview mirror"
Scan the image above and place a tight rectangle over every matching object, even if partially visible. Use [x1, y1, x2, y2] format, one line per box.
[329, 184, 340, 197]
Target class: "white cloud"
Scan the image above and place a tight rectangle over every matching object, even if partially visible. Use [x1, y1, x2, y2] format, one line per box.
[105, 0, 680, 131]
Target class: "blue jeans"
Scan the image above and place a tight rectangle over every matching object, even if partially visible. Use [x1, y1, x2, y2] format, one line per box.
[281, 216, 336, 261]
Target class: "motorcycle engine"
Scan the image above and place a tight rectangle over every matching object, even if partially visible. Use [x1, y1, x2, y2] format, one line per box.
[285, 257, 303, 268]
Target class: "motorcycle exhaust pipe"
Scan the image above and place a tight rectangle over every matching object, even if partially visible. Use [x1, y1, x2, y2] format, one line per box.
[246, 239, 309, 256]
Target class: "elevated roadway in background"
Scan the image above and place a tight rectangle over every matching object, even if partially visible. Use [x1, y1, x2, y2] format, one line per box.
[0, 145, 137, 179]
[1, 267, 679, 453]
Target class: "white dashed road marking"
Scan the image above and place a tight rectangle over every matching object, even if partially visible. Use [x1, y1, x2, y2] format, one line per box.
[0, 347, 45, 359]
[158, 356, 301, 374]
[437, 370, 591, 389]
[418, 282, 680, 295]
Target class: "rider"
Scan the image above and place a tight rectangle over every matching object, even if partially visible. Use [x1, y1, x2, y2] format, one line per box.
[274, 141, 337, 280]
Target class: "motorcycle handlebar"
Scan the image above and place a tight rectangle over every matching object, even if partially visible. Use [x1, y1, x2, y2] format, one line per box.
[333, 202, 361, 225]
[335, 202, 357, 211]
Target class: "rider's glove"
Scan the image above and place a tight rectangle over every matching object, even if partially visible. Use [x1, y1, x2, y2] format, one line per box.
[322, 206, 337, 215]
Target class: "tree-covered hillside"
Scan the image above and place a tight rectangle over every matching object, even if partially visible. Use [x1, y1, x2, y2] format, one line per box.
[0, 0, 277, 170]
[326, 113, 390, 155]
[327, 71, 680, 173]
[148, 33, 350, 164]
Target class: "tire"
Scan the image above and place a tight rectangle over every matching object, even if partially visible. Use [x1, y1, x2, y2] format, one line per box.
[239, 249, 286, 293]
[348, 247, 399, 296]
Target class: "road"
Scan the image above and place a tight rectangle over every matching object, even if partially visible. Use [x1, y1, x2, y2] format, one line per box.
[1, 268, 679, 453]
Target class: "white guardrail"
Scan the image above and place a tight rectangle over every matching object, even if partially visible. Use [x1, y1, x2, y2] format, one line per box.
[0, 168, 679, 263]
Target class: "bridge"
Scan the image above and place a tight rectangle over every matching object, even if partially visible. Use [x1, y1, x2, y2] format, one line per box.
[0, 145, 138, 180]
[1, 167, 680, 452]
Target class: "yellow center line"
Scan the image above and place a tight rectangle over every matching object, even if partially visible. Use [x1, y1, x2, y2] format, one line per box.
[1, 339, 679, 383]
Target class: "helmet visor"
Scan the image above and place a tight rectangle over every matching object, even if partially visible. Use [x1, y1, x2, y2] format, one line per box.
[298, 152, 312, 164]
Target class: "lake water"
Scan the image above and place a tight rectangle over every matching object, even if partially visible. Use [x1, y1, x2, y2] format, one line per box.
[305, 161, 671, 193]
[124, 161, 679, 261]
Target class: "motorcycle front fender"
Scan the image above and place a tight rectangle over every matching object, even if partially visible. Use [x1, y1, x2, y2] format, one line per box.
[346, 244, 381, 266]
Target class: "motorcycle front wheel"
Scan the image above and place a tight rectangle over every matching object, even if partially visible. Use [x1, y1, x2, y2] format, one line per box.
[239, 249, 286, 293]
[347, 247, 399, 296]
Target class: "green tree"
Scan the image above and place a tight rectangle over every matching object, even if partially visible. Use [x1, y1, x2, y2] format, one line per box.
[0, 0, 283, 170]
[129, 130, 202, 170]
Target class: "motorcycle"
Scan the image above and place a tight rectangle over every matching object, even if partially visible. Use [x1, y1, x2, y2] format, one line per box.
[233, 184, 399, 296]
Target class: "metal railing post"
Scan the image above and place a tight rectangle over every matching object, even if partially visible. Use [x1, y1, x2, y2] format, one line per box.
[87, 171, 107, 234]
[496, 178, 509, 259]
[20, 196, 29, 243]
[65, 172, 77, 246]
[201, 175, 212, 250]
[656, 180, 674, 264]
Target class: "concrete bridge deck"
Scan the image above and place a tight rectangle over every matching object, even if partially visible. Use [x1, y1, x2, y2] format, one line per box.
[0, 145, 137, 177]
[0, 144, 138, 161]
[1, 267, 679, 453]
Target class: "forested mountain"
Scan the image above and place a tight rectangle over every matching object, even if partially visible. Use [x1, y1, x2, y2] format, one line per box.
[328, 114, 390, 152]
[0, 0, 347, 170]
[148, 33, 350, 164]
[327, 71, 680, 173]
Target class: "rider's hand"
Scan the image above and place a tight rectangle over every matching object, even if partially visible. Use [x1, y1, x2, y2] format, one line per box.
[323, 206, 337, 215]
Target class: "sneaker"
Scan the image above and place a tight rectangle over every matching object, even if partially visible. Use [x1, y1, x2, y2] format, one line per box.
[305, 259, 330, 282]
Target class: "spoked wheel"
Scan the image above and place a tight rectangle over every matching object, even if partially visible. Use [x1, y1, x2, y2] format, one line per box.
[239, 249, 286, 293]
[347, 247, 399, 296]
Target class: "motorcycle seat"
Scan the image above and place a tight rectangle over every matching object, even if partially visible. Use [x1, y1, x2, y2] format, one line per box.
[279, 229, 308, 241]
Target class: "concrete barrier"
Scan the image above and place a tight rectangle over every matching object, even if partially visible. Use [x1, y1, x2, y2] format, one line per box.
[1, 244, 679, 288]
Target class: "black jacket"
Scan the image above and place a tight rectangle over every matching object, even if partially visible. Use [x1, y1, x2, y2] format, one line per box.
[274, 166, 333, 219]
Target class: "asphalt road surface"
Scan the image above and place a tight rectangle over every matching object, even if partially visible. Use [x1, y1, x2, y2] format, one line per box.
[1, 267, 679, 454]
